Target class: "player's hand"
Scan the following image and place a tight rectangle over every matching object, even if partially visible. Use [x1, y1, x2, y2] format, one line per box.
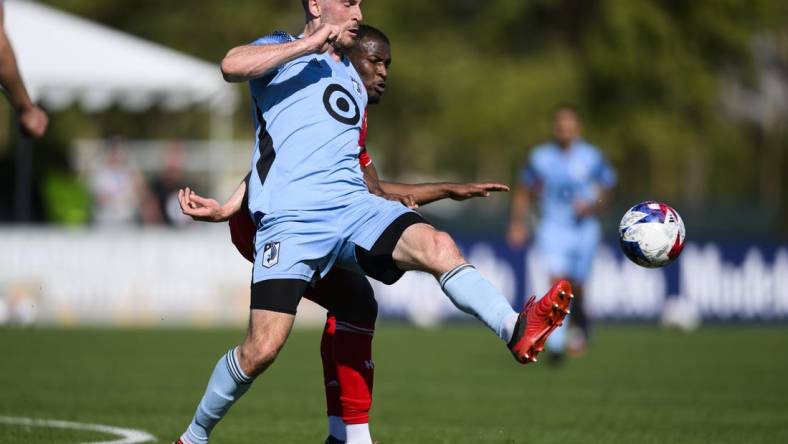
[448, 182, 510, 201]
[303, 23, 342, 54]
[573, 200, 595, 217]
[506, 223, 530, 248]
[383, 193, 418, 209]
[18, 105, 48, 139]
[178, 187, 228, 222]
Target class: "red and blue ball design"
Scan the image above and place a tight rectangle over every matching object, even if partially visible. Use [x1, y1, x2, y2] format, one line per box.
[619, 201, 686, 268]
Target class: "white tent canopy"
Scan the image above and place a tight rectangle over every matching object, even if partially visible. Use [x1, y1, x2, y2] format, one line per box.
[4, 0, 238, 115]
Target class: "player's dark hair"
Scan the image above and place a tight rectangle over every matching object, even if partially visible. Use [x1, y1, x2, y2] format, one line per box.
[553, 103, 580, 118]
[356, 24, 390, 46]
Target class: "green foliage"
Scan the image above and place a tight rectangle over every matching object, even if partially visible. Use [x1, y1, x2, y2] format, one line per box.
[41, 171, 90, 225]
[32, 0, 788, 234]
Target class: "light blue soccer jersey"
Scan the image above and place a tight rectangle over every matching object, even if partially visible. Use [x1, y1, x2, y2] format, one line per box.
[520, 139, 616, 227]
[247, 32, 369, 218]
[243, 32, 412, 284]
[520, 139, 616, 281]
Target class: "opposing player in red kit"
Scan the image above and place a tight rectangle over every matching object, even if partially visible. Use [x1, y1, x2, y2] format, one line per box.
[179, 24, 510, 444]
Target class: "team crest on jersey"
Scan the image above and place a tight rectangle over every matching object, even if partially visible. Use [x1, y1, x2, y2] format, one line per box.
[323, 83, 360, 125]
[262, 242, 280, 268]
[351, 78, 361, 94]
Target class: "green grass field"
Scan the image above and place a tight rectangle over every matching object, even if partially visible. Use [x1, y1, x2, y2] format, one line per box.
[1, 325, 787, 443]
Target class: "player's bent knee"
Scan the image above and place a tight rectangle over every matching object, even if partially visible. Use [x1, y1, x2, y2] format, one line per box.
[342, 295, 378, 325]
[364, 297, 379, 323]
[319, 270, 378, 324]
[423, 231, 464, 272]
[331, 296, 377, 326]
[351, 279, 378, 324]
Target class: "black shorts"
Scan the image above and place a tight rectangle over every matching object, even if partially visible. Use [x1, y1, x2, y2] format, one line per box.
[306, 268, 378, 324]
[355, 212, 427, 285]
[250, 278, 309, 315]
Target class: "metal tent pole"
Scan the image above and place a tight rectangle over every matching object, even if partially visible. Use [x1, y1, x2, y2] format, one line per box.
[13, 128, 32, 222]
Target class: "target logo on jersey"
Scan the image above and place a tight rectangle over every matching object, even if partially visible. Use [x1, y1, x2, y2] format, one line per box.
[619, 201, 686, 268]
[323, 84, 360, 125]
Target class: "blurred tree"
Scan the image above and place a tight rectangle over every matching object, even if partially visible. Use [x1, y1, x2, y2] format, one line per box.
[26, 0, 788, 236]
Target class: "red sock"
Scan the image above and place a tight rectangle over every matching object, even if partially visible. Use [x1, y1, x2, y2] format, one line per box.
[334, 319, 375, 425]
[320, 314, 343, 418]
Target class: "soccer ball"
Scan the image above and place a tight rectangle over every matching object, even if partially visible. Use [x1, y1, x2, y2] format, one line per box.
[619, 201, 686, 268]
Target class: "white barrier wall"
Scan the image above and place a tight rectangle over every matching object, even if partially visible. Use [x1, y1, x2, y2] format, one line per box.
[0, 227, 253, 326]
[1, 228, 786, 327]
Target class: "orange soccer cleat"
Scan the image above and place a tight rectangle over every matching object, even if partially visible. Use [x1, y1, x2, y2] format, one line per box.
[507, 280, 573, 364]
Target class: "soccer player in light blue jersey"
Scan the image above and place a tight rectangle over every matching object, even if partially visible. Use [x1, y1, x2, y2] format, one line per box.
[179, 24, 509, 444]
[176, 2, 572, 443]
[508, 105, 616, 363]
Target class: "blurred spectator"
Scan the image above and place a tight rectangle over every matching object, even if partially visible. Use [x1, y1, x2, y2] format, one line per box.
[150, 142, 192, 227]
[0, 2, 48, 138]
[87, 138, 161, 226]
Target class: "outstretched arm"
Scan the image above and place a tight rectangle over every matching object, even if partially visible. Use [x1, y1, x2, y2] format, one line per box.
[362, 163, 418, 208]
[179, 175, 249, 222]
[379, 181, 509, 206]
[0, 5, 48, 138]
[506, 184, 532, 248]
[221, 24, 342, 82]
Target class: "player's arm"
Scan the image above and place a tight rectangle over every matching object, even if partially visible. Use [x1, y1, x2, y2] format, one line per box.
[379, 181, 509, 206]
[361, 162, 417, 208]
[507, 154, 541, 247]
[221, 24, 342, 82]
[0, 5, 48, 138]
[506, 184, 532, 247]
[178, 174, 249, 222]
[574, 187, 614, 217]
[574, 154, 617, 217]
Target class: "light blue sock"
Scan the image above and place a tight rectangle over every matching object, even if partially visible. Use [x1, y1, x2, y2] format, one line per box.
[182, 347, 253, 444]
[439, 264, 518, 342]
[545, 316, 568, 353]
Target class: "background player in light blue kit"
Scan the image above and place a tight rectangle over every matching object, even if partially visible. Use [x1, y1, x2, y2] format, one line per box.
[508, 105, 616, 362]
[177, 1, 573, 443]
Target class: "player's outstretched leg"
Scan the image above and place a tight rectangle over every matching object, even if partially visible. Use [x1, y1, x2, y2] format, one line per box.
[178, 309, 295, 444]
[392, 223, 572, 364]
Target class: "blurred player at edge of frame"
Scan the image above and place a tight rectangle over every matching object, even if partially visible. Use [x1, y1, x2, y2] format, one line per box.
[175, 1, 573, 443]
[507, 105, 616, 363]
[180, 24, 509, 444]
[0, 3, 48, 138]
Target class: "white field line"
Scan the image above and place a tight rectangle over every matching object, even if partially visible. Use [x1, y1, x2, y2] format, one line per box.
[0, 415, 156, 444]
